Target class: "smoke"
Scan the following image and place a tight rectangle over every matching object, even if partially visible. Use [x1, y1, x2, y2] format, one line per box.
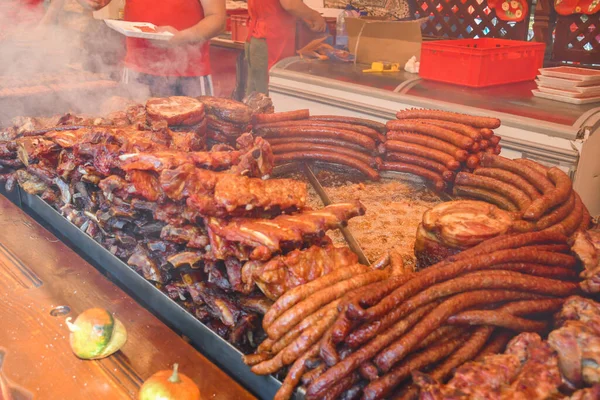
[0, 1, 151, 123]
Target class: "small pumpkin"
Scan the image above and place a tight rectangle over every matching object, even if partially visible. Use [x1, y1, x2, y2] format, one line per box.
[139, 364, 201, 400]
[66, 308, 127, 360]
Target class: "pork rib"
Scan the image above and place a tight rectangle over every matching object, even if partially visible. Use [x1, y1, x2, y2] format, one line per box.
[205, 201, 366, 261]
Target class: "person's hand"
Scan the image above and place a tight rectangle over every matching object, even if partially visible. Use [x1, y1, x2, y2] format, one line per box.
[305, 12, 326, 33]
[151, 26, 183, 48]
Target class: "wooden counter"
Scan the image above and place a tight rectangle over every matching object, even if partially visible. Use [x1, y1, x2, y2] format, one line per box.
[0, 194, 255, 400]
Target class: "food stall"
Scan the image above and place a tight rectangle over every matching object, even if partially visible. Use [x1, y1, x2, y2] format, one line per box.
[0, 93, 598, 399]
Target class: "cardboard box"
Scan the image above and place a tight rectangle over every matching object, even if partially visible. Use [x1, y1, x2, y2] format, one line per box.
[346, 17, 424, 65]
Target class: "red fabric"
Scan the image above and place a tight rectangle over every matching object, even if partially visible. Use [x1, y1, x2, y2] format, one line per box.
[124, 0, 210, 77]
[247, 0, 297, 69]
[24, 0, 43, 6]
[554, 0, 600, 15]
[0, 0, 43, 34]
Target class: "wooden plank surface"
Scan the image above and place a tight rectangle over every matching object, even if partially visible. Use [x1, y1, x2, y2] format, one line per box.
[0, 194, 255, 400]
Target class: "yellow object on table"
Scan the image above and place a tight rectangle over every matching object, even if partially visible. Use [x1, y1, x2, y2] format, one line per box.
[363, 62, 401, 73]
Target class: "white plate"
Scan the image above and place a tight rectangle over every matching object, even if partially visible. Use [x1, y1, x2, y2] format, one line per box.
[539, 66, 600, 84]
[532, 89, 600, 104]
[536, 84, 600, 98]
[536, 75, 600, 90]
[104, 20, 174, 41]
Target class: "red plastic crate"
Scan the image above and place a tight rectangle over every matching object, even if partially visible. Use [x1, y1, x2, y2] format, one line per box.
[231, 14, 250, 43]
[226, 9, 247, 32]
[420, 38, 546, 88]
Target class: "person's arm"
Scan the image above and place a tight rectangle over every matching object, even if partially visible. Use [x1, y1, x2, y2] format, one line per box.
[157, 0, 226, 45]
[280, 0, 326, 32]
[38, 0, 67, 26]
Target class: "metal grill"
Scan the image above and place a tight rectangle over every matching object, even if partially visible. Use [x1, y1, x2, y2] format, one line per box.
[414, 0, 531, 40]
[552, 12, 600, 65]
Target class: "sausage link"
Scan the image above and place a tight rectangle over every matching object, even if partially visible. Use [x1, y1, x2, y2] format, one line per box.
[386, 152, 454, 181]
[257, 338, 275, 354]
[345, 302, 438, 349]
[475, 330, 513, 360]
[253, 109, 309, 124]
[580, 204, 591, 232]
[385, 140, 460, 170]
[362, 333, 468, 400]
[256, 126, 376, 151]
[394, 385, 421, 400]
[345, 274, 414, 320]
[471, 142, 481, 152]
[348, 270, 575, 347]
[373, 290, 541, 372]
[523, 167, 572, 221]
[310, 115, 387, 134]
[263, 264, 369, 330]
[270, 299, 342, 355]
[415, 326, 467, 352]
[242, 353, 271, 366]
[281, 308, 339, 365]
[271, 143, 379, 168]
[386, 120, 474, 149]
[514, 158, 549, 175]
[480, 128, 495, 139]
[318, 373, 361, 400]
[387, 131, 468, 161]
[511, 220, 536, 233]
[308, 302, 437, 398]
[267, 270, 390, 339]
[491, 263, 578, 280]
[348, 246, 567, 344]
[466, 155, 480, 169]
[301, 364, 327, 387]
[556, 193, 584, 236]
[489, 135, 501, 146]
[455, 172, 532, 210]
[255, 120, 384, 142]
[266, 136, 373, 154]
[447, 310, 548, 332]
[535, 193, 576, 230]
[511, 219, 538, 233]
[521, 243, 571, 253]
[481, 154, 554, 193]
[352, 248, 576, 321]
[494, 145, 501, 154]
[474, 168, 542, 200]
[251, 350, 284, 375]
[415, 119, 482, 141]
[274, 151, 380, 181]
[274, 341, 321, 400]
[453, 185, 518, 211]
[498, 298, 565, 316]
[380, 161, 445, 192]
[452, 230, 569, 262]
[395, 109, 501, 129]
[359, 362, 380, 381]
[430, 326, 494, 382]
[319, 321, 343, 366]
[479, 139, 490, 150]
[324, 276, 412, 364]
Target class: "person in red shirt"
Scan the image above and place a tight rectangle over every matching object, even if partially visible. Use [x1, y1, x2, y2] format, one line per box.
[244, 0, 325, 95]
[78, 0, 226, 97]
